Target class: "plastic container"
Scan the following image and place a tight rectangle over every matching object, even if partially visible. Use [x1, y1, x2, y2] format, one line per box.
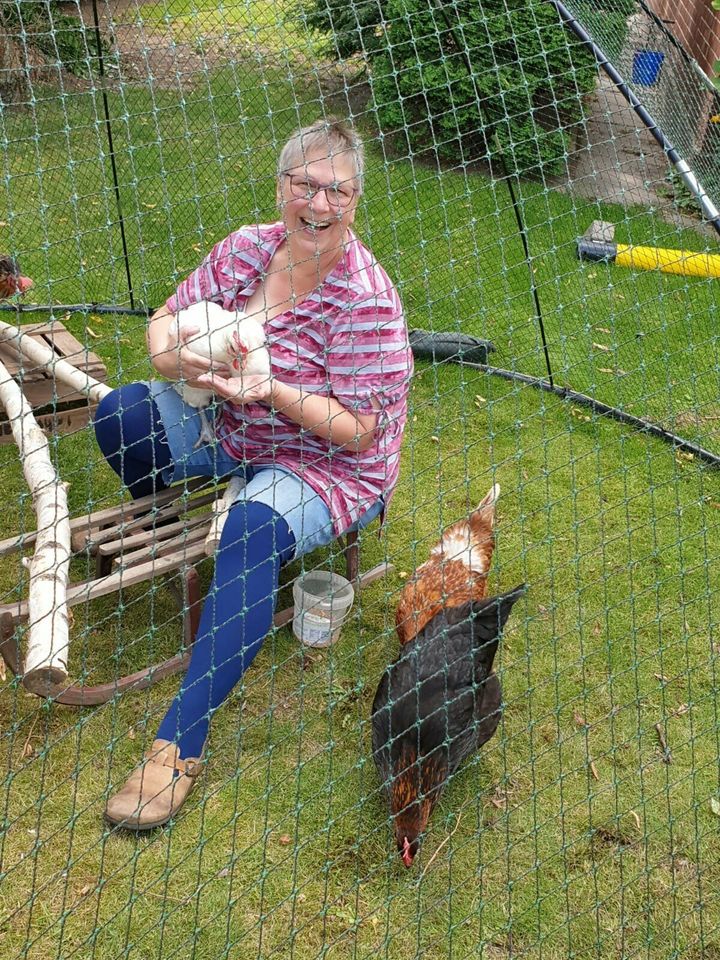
[632, 50, 665, 86]
[292, 571, 355, 648]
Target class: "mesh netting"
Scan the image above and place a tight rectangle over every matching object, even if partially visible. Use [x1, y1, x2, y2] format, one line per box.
[1, 1, 720, 957]
[560, 0, 720, 224]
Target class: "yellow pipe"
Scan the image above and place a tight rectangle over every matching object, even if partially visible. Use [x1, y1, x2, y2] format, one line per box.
[615, 243, 720, 278]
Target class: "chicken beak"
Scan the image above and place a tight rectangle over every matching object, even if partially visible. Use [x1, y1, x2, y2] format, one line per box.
[401, 837, 414, 868]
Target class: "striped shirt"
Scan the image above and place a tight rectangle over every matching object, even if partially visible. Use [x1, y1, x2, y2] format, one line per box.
[166, 222, 413, 535]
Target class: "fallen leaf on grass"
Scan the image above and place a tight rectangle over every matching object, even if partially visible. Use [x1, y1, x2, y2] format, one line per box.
[592, 342, 611, 352]
[630, 810, 641, 830]
[86, 327, 99, 339]
[711, 798, 720, 817]
[595, 326, 611, 334]
[278, 835, 291, 845]
[590, 760, 600, 781]
[573, 711, 587, 727]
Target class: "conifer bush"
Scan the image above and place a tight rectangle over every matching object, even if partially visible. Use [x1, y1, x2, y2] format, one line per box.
[303, 0, 635, 177]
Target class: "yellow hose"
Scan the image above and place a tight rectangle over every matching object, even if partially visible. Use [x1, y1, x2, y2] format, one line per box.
[615, 244, 720, 278]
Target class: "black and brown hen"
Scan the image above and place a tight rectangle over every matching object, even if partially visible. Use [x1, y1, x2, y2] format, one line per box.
[372, 584, 526, 867]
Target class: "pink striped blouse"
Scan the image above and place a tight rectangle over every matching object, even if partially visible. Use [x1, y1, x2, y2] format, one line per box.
[166, 223, 413, 535]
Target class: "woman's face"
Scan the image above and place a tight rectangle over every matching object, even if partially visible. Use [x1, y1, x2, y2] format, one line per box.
[278, 148, 359, 264]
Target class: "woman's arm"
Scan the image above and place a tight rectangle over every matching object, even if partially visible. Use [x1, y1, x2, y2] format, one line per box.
[271, 380, 378, 452]
[195, 372, 378, 452]
[146, 306, 177, 378]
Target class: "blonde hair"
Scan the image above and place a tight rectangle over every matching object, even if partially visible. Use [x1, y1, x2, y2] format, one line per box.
[278, 117, 365, 194]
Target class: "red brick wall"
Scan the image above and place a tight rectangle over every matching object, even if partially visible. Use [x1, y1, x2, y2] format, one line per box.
[648, 0, 720, 75]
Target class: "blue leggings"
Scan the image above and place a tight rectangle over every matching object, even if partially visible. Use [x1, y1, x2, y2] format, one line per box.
[95, 384, 295, 759]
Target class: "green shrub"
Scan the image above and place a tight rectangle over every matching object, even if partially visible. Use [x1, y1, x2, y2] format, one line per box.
[301, 0, 634, 177]
[0, 1, 110, 80]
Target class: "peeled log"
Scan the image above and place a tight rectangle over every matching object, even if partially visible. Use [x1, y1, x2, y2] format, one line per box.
[0, 357, 71, 694]
[0, 319, 112, 403]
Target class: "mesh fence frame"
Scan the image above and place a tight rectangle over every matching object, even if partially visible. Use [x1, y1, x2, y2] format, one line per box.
[1, 2, 720, 958]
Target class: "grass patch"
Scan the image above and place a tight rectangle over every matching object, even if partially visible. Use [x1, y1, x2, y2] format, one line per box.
[1, 48, 720, 960]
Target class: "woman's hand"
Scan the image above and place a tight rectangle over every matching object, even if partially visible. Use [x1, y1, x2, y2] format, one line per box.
[195, 371, 274, 406]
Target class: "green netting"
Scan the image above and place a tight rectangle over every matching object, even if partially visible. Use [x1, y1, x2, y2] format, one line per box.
[2, 1, 720, 958]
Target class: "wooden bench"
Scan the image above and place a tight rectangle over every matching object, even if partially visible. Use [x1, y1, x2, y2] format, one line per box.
[0, 478, 391, 706]
[0, 320, 107, 443]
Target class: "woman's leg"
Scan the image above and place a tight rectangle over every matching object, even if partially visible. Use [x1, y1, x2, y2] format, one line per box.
[105, 467, 339, 829]
[94, 382, 172, 498]
[155, 498, 295, 760]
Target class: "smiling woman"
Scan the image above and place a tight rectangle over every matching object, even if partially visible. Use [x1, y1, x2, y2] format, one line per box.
[92, 116, 414, 831]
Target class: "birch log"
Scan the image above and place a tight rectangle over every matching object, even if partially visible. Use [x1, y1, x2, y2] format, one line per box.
[204, 475, 246, 556]
[0, 319, 112, 403]
[0, 358, 72, 694]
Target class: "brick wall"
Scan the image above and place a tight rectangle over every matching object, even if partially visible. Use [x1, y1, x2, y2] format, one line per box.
[647, 0, 720, 76]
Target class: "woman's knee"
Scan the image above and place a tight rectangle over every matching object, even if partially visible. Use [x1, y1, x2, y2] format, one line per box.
[95, 382, 166, 455]
[94, 383, 172, 497]
[220, 499, 295, 567]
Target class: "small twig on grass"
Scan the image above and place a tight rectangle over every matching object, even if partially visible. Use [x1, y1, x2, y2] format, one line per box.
[655, 722, 672, 763]
[20, 714, 39, 760]
[143, 889, 184, 904]
[418, 806, 466, 881]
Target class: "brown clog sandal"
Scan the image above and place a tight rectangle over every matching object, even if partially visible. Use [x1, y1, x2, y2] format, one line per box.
[105, 739, 204, 831]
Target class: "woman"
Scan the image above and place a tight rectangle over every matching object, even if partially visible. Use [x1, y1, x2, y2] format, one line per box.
[95, 117, 413, 830]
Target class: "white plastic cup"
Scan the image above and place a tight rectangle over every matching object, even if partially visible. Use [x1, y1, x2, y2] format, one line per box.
[292, 571, 355, 648]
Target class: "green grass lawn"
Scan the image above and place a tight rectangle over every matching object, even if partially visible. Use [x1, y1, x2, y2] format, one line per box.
[2, 39, 720, 960]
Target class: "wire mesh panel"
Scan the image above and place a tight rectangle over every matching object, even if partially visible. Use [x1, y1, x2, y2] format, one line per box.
[1, 1, 720, 958]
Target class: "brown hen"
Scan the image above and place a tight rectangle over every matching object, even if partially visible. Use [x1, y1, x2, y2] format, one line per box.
[0, 256, 33, 300]
[395, 483, 499, 645]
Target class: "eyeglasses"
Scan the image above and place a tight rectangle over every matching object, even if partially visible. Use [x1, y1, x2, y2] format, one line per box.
[285, 174, 357, 208]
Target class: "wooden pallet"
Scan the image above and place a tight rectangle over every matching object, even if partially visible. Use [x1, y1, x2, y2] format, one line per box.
[0, 479, 391, 706]
[0, 321, 107, 443]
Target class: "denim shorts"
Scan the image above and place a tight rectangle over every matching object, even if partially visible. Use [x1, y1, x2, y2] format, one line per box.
[147, 380, 383, 560]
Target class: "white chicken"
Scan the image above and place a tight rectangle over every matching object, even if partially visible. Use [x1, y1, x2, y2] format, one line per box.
[170, 300, 270, 446]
